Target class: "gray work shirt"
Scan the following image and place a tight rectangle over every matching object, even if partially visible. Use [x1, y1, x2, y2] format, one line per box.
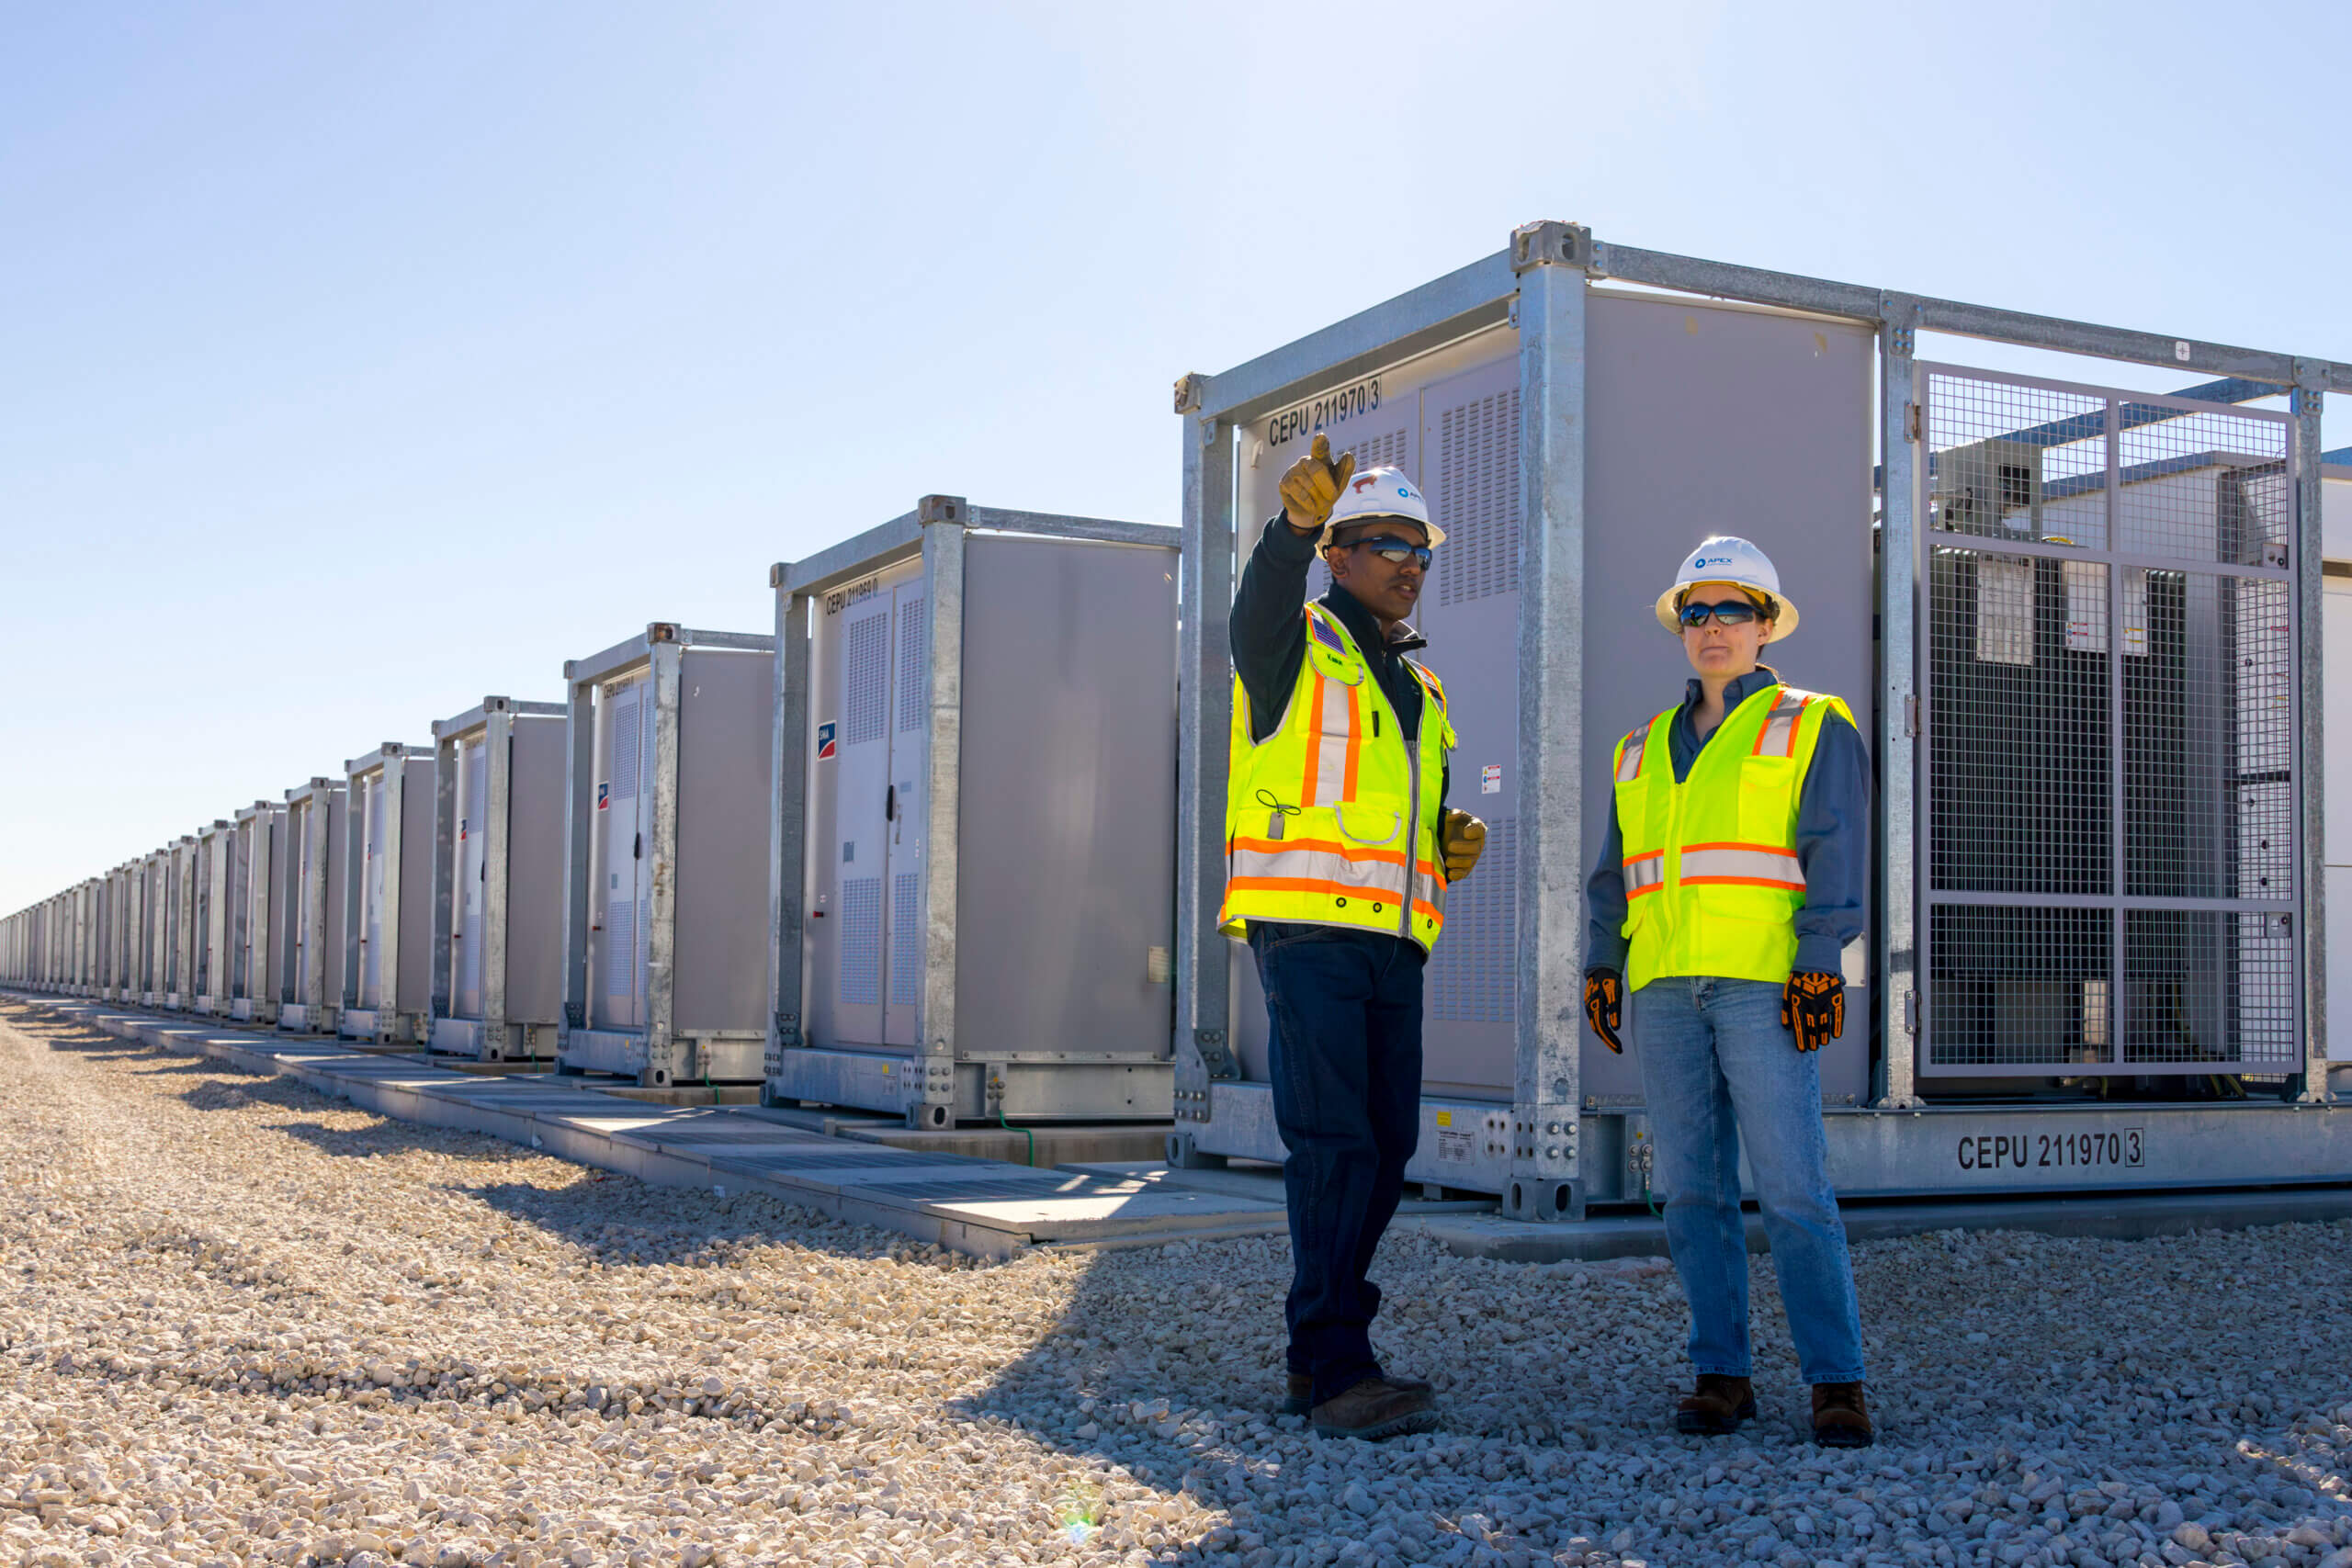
[1583, 664, 1868, 980]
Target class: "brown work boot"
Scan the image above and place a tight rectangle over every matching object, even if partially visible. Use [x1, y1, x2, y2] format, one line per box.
[1309, 1377, 1440, 1440]
[1811, 1382, 1873, 1448]
[1283, 1369, 1430, 1416]
[1674, 1373, 1758, 1435]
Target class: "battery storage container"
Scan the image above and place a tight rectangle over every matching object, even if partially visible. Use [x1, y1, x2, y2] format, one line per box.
[1171, 221, 2340, 1216]
[138, 848, 169, 1006]
[277, 778, 348, 1033]
[194, 818, 235, 1014]
[766, 497, 1182, 1126]
[558, 624, 777, 1086]
[340, 743, 436, 1043]
[163, 834, 198, 1010]
[231, 802, 285, 1023]
[429, 697, 569, 1061]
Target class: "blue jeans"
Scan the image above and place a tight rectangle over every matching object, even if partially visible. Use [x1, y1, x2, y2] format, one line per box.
[1634, 976, 1866, 1385]
[1250, 922, 1424, 1406]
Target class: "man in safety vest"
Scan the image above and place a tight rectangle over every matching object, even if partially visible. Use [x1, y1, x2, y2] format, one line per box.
[1582, 535, 1875, 1449]
[1223, 432, 1487, 1440]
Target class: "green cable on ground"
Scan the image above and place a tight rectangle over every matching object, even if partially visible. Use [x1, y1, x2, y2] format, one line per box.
[996, 1106, 1035, 1168]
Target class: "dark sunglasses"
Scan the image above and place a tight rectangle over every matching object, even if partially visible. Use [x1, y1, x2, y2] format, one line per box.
[1678, 598, 1763, 628]
[1341, 536, 1432, 569]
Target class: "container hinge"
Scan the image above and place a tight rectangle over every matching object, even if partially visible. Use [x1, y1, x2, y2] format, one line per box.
[1903, 990, 1920, 1036]
[1905, 401, 1923, 443]
[1905, 694, 1921, 738]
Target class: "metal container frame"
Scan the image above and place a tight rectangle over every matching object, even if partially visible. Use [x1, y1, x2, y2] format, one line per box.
[557, 623, 778, 1087]
[278, 777, 347, 1034]
[429, 696, 569, 1061]
[340, 742, 437, 1043]
[763, 495, 1184, 1127]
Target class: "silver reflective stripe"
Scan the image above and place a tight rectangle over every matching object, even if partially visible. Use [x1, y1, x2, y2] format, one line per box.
[1679, 843, 1805, 890]
[1227, 840, 1411, 904]
[1615, 731, 1648, 784]
[1623, 852, 1666, 897]
[1755, 694, 1809, 759]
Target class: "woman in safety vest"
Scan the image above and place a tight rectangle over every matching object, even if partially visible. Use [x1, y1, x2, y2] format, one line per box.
[1582, 535, 1875, 1449]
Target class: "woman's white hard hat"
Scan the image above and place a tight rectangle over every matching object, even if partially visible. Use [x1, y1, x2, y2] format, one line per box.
[1319, 465, 1446, 548]
[1653, 534, 1799, 641]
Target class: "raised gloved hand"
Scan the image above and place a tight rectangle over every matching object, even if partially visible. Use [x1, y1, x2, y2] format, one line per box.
[1584, 965, 1623, 1054]
[1278, 431, 1355, 535]
[1441, 809, 1487, 883]
[1781, 970, 1845, 1053]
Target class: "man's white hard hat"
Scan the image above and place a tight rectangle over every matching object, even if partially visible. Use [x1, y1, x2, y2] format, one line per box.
[1320, 466, 1446, 548]
[1654, 535, 1800, 641]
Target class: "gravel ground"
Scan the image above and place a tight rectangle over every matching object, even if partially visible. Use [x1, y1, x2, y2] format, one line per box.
[2, 998, 2349, 1568]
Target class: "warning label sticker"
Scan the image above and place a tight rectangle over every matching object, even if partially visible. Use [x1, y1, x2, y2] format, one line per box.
[1433, 1110, 1473, 1163]
[1480, 764, 1501, 795]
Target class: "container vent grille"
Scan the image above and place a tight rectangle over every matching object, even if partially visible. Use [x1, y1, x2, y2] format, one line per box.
[840, 876, 884, 1006]
[603, 902, 635, 997]
[1427, 816, 1516, 1023]
[1435, 388, 1520, 607]
[610, 690, 641, 802]
[896, 598, 926, 732]
[844, 615, 889, 747]
[889, 871, 922, 1007]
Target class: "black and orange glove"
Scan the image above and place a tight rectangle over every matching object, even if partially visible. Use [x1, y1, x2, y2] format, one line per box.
[1583, 966, 1623, 1054]
[1781, 970, 1845, 1053]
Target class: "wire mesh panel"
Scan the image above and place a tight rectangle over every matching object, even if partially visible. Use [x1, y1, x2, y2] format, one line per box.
[1919, 366, 2299, 1076]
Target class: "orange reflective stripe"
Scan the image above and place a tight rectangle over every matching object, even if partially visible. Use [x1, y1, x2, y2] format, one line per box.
[1226, 876, 1407, 904]
[1229, 836, 1408, 867]
[1342, 683, 1362, 801]
[1623, 852, 1666, 897]
[1412, 899, 1442, 925]
[1615, 730, 1648, 784]
[1300, 677, 1326, 806]
[1751, 692, 1809, 758]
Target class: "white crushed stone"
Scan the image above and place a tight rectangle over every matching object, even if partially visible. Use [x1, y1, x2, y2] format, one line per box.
[2, 998, 2348, 1568]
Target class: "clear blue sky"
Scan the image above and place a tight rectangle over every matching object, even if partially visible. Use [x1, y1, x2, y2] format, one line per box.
[5, 1, 2346, 916]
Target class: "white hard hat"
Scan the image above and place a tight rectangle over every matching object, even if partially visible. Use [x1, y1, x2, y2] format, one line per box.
[1654, 535, 1799, 641]
[1320, 466, 1446, 548]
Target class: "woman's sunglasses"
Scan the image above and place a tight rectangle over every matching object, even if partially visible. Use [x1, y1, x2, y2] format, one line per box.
[1678, 597, 1764, 628]
[1342, 536, 1433, 569]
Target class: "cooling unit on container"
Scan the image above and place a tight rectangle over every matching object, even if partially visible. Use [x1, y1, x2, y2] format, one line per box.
[229, 802, 285, 1024]
[428, 696, 569, 1061]
[1168, 220, 2338, 1220]
[339, 742, 437, 1044]
[766, 496, 1182, 1127]
[557, 623, 777, 1087]
[277, 777, 348, 1034]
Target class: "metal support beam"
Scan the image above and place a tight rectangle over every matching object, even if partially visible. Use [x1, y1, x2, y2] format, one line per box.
[1505, 220, 1589, 1223]
[912, 496, 967, 1128]
[2292, 367, 2330, 1101]
[481, 702, 515, 1058]
[765, 590, 813, 1098]
[1876, 299, 1925, 1108]
[1170, 376, 1237, 1155]
[557, 676, 596, 1046]
[642, 639, 685, 1087]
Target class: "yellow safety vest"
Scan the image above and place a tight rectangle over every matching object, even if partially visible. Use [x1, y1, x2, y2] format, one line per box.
[1611, 682, 1852, 990]
[1220, 604, 1455, 950]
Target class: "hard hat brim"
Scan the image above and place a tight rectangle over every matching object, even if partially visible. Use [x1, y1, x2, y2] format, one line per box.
[1655, 583, 1799, 642]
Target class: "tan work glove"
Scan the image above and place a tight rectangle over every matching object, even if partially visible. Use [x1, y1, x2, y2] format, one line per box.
[1278, 431, 1355, 535]
[1442, 809, 1487, 884]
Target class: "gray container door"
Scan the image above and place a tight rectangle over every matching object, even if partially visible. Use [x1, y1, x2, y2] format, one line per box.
[228, 830, 251, 998]
[594, 675, 652, 1030]
[192, 850, 212, 997]
[829, 587, 897, 1045]
[358, 774, 387, 1008]
[882, 580, 930, 1048]
[456, 736, 488, 1018]
[291, 806, 312, 1002]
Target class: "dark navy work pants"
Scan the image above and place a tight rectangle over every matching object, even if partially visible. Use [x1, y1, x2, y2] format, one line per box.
[1249, 921, 1425, 1406]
